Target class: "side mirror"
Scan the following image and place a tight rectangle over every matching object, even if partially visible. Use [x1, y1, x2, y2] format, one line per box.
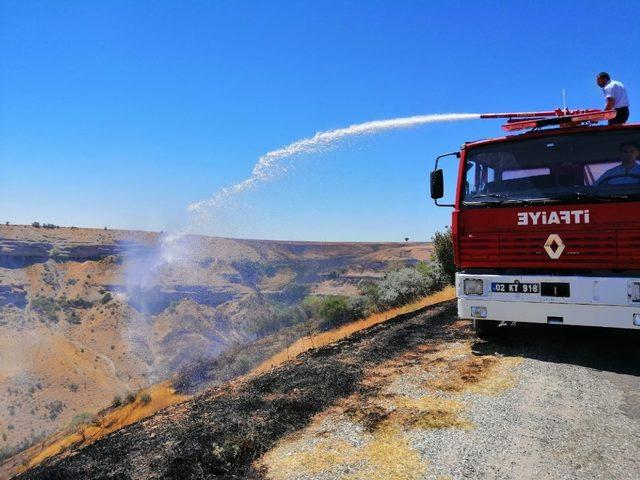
[430, 169, 444, 200]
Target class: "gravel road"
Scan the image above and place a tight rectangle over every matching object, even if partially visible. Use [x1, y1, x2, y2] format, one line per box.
[410, 323, 640, 480]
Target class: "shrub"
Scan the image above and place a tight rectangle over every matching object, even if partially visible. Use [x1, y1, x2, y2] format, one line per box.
[346, 295, 375, 319]
[125, 391, 136, 404]
[70, 412, 94, 427]
[318, 296, 350, 329]
[65, 297, 93, 309]
[68, 383, 79, 392]
[46, 400, 64, 420]
[301, 296, 324, 317]
[140, 393, 152, 405]
[376, 268, 436, 308]
[415, 260, 432, 277]
[273, 283, 309, 303]
[31, 296, 59, 322]
[111, 394, 122, 407]
[385, 259, 406, 272]
[359, 281, 380, 305]
[66, 311, 81, 325]
[249, 305, 308, 337]
[432, 227, 455, 286]
[172, 370, 192, 394]
[173, 356, 211, 394]
[101, 292, 113, 304]
[31, 222, 41, 228]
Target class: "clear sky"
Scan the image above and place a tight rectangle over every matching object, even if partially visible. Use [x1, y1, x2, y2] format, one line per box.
[1, 1, 639, 241]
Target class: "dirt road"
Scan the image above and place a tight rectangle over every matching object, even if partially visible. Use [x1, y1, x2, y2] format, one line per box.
[410, 323, 640, 480]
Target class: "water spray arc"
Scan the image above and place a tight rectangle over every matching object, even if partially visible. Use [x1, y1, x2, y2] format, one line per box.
[187, 113, 481, 214]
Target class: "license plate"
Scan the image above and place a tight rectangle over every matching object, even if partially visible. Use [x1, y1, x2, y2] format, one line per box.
[491, 282, 539, 294]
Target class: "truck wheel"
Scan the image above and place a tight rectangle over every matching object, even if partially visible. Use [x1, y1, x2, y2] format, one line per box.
[474, 319, 499, 339]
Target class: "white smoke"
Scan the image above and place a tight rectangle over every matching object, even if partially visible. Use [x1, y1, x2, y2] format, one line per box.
[121, 232, 192, 382]
[187, 113, 480, 214]
[121, 112, 481, 382]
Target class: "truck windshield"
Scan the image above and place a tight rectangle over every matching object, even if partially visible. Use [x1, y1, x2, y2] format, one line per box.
[463, 129, 640, 205]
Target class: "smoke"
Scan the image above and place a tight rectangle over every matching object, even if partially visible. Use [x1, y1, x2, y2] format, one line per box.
[122, 112, 480, 379]
[121, 232, 193, 381]
[187, 113, 480, 215]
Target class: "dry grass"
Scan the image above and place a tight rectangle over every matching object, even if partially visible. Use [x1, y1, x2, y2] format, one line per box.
[426, 352, 521, 396]
[392, 395, 471, 430]
[346, 424, 426, 480]
[251, 286, 456, 375]
[260, 418, 427, 480]
[22, 382, 187, 472]
[260, 328, 522, 480]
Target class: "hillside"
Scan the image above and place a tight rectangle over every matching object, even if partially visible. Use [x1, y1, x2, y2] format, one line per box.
[0, 225, 432, 462]
[14, 299, 640, 480]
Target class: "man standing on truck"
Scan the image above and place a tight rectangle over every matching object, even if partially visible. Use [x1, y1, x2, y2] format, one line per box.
[595, 141, 640, 185]
[597, 72, 630, 124]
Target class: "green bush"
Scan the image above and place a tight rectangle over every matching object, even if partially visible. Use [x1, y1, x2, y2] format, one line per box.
[31, 296, 59, 322]
[112, 394, 122, 407]
[140, 393, 152, 405]
[301, 296, 324, 317]
[317, 296, 350, 329]
[431, 227, 456, 286]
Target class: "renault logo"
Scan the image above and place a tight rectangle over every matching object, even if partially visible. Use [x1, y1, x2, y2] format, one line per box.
[544, 234, 565, 259]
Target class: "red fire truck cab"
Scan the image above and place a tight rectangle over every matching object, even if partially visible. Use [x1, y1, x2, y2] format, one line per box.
[430, 111, 640, 336]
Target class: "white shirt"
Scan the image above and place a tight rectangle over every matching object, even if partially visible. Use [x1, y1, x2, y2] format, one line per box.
[602, 80, 630, 109]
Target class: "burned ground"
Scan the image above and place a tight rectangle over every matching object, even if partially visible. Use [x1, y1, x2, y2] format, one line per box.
[14, 300, 640, 479]
[15, 301, 461, 479]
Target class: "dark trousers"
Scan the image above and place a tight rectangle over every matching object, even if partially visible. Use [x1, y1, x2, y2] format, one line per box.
[609, 106, 630, 125]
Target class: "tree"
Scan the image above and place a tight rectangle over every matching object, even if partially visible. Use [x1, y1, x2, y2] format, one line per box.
[431, 227, 455, 285]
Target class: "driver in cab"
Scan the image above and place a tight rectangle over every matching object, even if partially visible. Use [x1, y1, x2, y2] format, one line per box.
[595, 141, 640, 185]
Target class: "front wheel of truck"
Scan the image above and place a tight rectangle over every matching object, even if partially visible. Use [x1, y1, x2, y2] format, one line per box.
[473, 319, 499, 339]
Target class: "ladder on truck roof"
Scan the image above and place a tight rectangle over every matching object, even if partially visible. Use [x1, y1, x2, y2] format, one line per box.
[479, 109, 617, 132]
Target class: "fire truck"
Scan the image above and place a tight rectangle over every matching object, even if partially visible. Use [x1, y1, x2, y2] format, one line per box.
[430, 109, 640, 336]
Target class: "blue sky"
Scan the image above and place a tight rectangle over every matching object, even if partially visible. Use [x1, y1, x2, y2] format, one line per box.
[1, 1, 639, 241]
